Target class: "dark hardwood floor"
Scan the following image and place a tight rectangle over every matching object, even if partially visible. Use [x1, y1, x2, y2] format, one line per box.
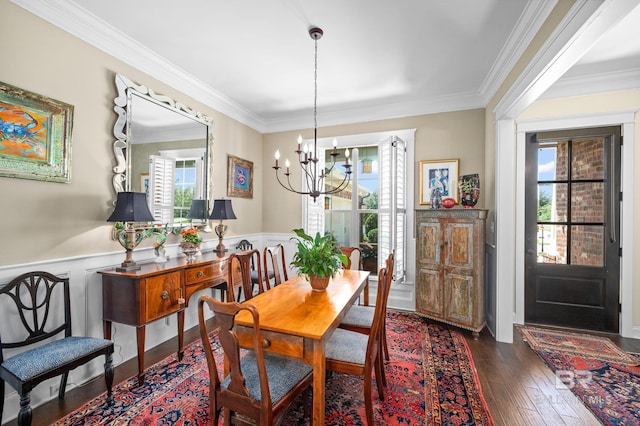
[465, 326, 640, 426]
[4, 321, 639, 425]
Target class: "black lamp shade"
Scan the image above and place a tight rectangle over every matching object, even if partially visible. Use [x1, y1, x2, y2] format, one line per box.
[187, 199, 208, 219]
[107, 191, 155, 222]
[209, 199, 237, 220]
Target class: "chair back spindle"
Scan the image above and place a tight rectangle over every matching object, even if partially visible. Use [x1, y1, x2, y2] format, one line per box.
[263, 244, 288, 288]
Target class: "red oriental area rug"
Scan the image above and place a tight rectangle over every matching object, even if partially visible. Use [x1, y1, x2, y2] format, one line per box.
[518, 325, 640, 426]
[54, 311, 493, 425]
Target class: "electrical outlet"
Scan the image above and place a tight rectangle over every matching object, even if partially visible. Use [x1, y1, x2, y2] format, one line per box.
[49, 384, 59, 396]
[165, 316, 171, 326]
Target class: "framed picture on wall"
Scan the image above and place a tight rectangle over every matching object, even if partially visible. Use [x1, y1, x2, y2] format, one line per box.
[140, 173, 149, 197]
[227, 154, 253, 198]
[419, 159, 459, 205]
[0, 81, 73, 182]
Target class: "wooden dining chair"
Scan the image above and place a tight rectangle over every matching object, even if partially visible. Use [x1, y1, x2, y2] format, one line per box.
[339, 246, 368, 306]
[263, 244, 288, 288]
[324, 264, 392, 426]
[198, 295, 313, 425]
[226, 250, 264, 302]
[339, 251, 395, 365]
[235, 239, 264, 292]
[0, 271, 115, 426]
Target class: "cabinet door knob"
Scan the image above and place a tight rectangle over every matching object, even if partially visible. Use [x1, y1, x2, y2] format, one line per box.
[261, 338, 271, 348]
[197, 271, 204, 278]
[161, 291, 168, 300]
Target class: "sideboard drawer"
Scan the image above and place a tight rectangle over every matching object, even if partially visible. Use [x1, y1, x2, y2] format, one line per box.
[144, 271, 183, 322]
[185, 262, 225, 285]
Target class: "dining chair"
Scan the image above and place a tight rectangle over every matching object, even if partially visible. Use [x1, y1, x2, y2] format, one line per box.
[226, 250, 264, 302]
[263, 244, 288, 288]
[339, 246, 368, 306]
[198, 295, 313, 425]
[0, 271, 114, 426]
[324, 264, 392, 426]
[339, 252, 395, 365]
[235, 239, 264, 294]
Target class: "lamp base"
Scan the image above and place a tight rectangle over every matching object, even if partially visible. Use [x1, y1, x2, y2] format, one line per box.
[115, 263, 142, 272]
[214, 244, 228, 254]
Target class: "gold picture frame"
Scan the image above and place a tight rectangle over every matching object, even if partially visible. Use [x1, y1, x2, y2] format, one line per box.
[0, 81, 73, 182]
[419, 159, 459, 205]
[227, 154, 253, 199]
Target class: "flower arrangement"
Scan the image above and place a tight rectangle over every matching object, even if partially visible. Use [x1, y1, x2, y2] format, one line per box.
[180, 227, 202, 246]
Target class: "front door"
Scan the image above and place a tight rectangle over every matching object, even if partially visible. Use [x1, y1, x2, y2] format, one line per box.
[524, 126, 621, 332]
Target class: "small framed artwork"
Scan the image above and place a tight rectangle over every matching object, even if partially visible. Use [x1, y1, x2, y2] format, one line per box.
[227, 154, 253, 199]
[140, 173, 149, 196]
[419, 159, 459, 205]
[0, 81, 73, 182]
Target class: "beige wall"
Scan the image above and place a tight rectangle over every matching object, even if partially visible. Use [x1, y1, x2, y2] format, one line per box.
[262, 109, 486, 233]
[0, 1, 262, 265]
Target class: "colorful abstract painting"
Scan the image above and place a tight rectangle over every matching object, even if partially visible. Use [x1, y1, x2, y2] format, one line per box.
[0, 103, 49, 161]
[0, 81, 73, 182]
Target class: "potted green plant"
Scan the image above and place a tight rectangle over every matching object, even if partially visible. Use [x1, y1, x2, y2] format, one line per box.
[290, 228, 349, 291]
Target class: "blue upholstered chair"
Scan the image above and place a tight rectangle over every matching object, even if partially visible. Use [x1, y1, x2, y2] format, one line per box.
[0, 271, 114, 426]
[325, 261, 393, 426]
[339, 252, 395, 364]
[198, 294, 313, 425]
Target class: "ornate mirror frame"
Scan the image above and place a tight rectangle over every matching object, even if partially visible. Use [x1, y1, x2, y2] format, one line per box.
[112, 74, 213, 217]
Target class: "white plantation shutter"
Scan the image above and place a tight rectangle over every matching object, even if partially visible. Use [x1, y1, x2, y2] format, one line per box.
[149, 155, 175, 223]
[378, 138, 392, 270]
[378, 136, 406, 279]
[393, 137, 406, 280]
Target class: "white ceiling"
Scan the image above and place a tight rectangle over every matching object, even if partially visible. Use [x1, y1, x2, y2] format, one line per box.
[12, 0, 640, 132]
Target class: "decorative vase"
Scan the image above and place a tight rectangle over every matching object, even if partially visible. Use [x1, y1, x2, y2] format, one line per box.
[154, 245, 167, 263]
[459, 173, 480, 209]
[180, 242, 200, 262]
[308, 274, 330, 292]
[153, 234, 168, 263]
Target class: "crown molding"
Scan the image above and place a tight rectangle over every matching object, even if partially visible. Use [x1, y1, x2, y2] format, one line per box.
[480, 0, 558, 104]
[540, 67, 640, 99]
[264, 91, 486, 133]
[10, 0, 267, 132]
[494, 0, 640, 119]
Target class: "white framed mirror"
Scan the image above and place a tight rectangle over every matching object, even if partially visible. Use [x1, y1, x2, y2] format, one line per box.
[112, 74, 213, 226]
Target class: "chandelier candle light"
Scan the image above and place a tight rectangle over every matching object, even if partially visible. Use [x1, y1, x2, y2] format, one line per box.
[273, 27, 352, 202]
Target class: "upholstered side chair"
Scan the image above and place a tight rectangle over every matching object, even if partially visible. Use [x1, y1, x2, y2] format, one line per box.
[198, 295, 313, 425]
[0, 271, 114, 426]
[324, 264, 392, 425]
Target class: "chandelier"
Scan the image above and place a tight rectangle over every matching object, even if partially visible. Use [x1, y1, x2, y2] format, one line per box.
[273, 27, 352, 202]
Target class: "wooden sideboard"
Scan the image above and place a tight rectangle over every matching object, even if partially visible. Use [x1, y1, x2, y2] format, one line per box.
[98, 252, 229, 385]
[415, 209, 487, 338]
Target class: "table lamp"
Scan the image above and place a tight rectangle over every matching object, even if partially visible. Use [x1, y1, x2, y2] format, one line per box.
[107, 191, 155, 271]
[209, 198, 236, 253]
[187, 199, 212, 232]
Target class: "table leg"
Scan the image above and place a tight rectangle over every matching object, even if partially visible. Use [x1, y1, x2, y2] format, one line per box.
[311, 340, 326, 425]
[177, 310, 185, 361]
[363, 277, 369, 306]
[136, 326, 146, 386]
[103, 320, 112, 340]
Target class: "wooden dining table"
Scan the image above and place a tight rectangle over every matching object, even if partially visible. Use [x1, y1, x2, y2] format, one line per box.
[234, 269, 370, 425]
